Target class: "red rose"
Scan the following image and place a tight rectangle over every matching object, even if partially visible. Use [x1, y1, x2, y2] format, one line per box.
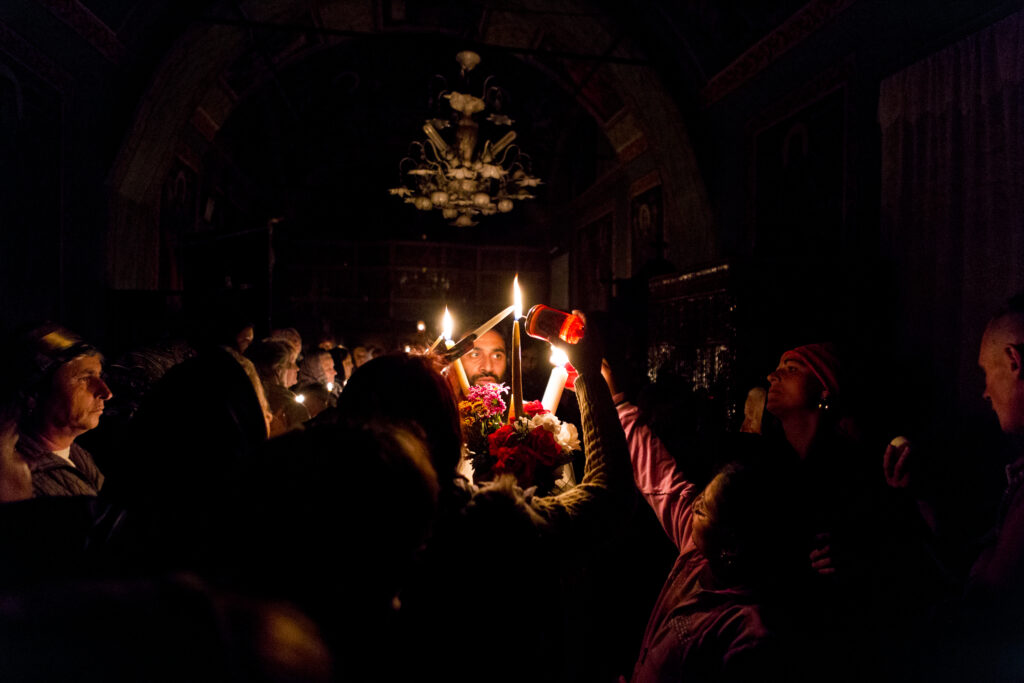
[488, 424, 518, 450]
[526, 427, 561, 466]
[523, 400, 547, 417]
[494, 445, 536, 484]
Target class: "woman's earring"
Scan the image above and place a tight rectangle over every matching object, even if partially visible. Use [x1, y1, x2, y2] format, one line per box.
[718, 550, 737, 568]
[817, 391, 832, 412]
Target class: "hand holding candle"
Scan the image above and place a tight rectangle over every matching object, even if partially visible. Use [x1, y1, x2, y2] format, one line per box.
[442, 307, 471, 396]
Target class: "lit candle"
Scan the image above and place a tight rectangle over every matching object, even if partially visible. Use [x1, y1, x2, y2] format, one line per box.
[443, 307, 471, 395]
[510, 275, 524, 420]
[542, 345, 570, 413]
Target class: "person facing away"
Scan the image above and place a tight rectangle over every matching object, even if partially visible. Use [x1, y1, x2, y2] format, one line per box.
[335, 316, 634, 683]
[6, 323, 113, 498]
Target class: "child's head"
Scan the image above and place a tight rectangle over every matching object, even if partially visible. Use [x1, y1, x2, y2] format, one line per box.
[692, 436, 800, 585]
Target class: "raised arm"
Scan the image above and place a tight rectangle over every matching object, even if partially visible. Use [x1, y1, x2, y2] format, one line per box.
[531, 314, 634, 538]
[618, 402, 697, 550]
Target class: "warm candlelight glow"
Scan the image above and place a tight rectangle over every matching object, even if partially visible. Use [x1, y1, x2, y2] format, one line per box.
[441, 306, 470, 396]
[417, 320, 426, 332]
[442, 307, 454, 341]
[295, 394, 306, 404]
[510, 275, 524, 419]
[549, 346, 569, 368]
[513, 275, 523, 319]
[542, 344, 570, 413]
[326, 382, 334, 392]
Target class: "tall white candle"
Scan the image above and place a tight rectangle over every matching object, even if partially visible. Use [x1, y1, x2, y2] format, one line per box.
[542, 345, 570, 413]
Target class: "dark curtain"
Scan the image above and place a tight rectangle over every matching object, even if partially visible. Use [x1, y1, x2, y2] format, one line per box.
[879, 10, 1024, 427]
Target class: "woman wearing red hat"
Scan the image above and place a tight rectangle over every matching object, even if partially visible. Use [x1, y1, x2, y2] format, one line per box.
[766, 343, 874, 676]
[765, 342, 843, 460]
[765, 342, 935, 680]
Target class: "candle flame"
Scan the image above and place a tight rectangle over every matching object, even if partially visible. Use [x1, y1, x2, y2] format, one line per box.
[416, 320, 426, 332]
[442, 306, 454, 341]
[513, 275, 522, 319]
[326, 382, 334, 392]
[295, 394, 306, 404]
[549, 344, 569, 367]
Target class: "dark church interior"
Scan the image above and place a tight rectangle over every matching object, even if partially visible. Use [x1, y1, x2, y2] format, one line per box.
[2, 0, 1024, 680]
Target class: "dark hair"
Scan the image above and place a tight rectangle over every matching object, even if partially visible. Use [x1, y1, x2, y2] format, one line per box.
[338, 353, 462, 483]
[701, 436, 801, 585]
[104, 347, 268, 566]
[233, 419, 439, 665]
[480, 319, 511, 351]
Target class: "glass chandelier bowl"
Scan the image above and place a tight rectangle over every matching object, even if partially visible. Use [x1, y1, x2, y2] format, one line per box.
[390, 51, 541, 226]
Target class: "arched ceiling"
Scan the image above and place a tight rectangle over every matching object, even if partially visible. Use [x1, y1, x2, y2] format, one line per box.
[104, 0, 809, 248]
[212, 34, 607, 244]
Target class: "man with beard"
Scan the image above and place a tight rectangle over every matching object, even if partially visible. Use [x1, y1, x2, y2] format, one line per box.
[461, 329, 507, 387]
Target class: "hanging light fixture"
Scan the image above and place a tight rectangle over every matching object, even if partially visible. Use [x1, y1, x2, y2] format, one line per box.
[390, 50, 541, 227]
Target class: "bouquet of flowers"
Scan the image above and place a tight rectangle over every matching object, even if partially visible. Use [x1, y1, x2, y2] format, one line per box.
[458, 383, 581, 494]
[459, 383, 509, 458]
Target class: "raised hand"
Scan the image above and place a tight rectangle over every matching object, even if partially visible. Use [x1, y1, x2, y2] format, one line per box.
[551, 311, 603, 378]
[883, 436, 913, 490]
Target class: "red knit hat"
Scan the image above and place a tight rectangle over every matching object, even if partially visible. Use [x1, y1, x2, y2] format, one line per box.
[781, 342, 841, 397]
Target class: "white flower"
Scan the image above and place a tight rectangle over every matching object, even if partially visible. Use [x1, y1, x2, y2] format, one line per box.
[556, 422, 580, 454]
[529, 411, 561, 435]
[513, 416, 532, 435]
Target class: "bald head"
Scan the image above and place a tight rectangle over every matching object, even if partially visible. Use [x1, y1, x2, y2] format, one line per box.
[979, 310, 1024, 434]
[985, 310, 1024, 343]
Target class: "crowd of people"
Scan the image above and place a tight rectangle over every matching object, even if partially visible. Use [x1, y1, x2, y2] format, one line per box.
[1, 296, 1023, 681]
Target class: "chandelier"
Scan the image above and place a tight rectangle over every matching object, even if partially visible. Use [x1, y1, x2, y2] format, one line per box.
[390, 51, 541, 227]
